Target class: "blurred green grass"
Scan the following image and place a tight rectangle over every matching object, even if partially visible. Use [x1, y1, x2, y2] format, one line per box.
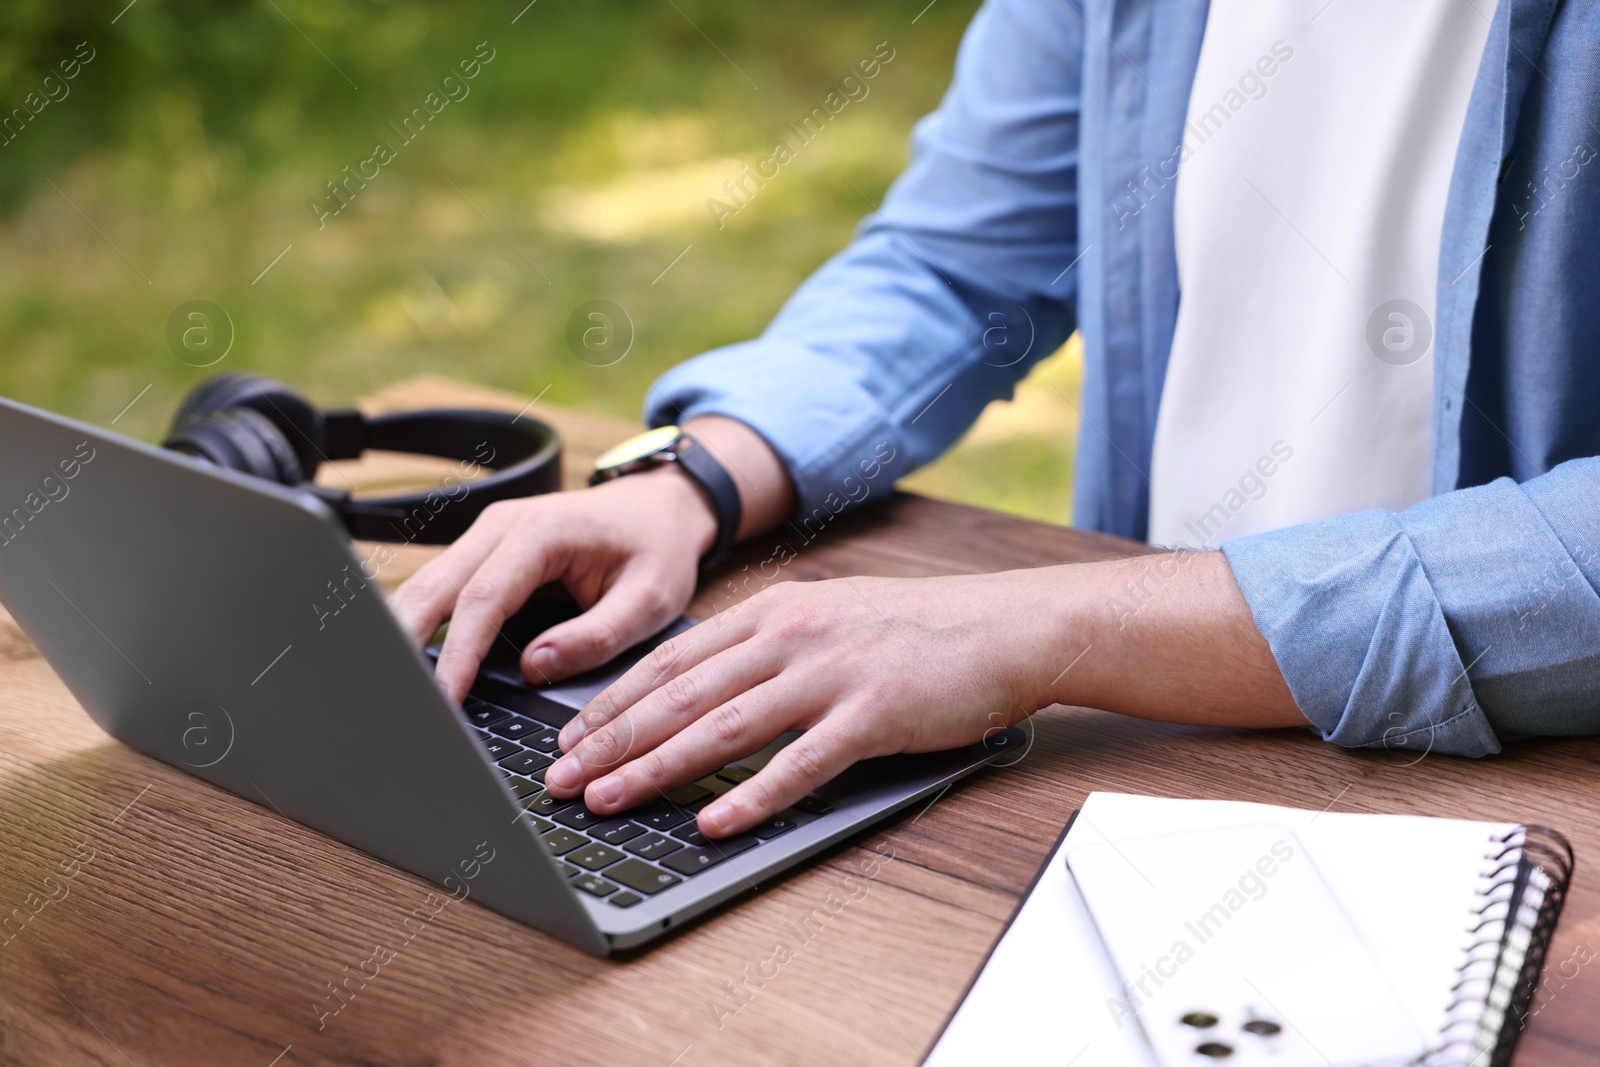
[0, 0, 1077, 523]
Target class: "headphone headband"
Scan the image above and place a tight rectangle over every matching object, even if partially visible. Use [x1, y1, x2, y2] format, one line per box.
[311, 408, 562, 544]
[164, 375, 562, 545]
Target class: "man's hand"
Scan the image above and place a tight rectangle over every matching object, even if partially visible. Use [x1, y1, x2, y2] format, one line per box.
[390, 465, 715, 703]
[543, 570, 1067, 837]
[390, 414, 796, 705]
[543, 552, 1307, 838]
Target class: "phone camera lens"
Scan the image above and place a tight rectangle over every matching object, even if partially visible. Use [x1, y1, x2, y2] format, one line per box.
[1242, 1020, 1282, 1036]
[1195, 1042, 1234, 1058]
[1180, 1012, 1220, 1028]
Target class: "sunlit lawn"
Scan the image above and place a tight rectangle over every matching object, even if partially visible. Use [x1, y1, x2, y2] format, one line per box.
[0, 0, 1078, 524]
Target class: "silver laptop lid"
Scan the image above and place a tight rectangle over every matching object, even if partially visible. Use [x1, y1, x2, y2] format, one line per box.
[0, 396, 605, 954]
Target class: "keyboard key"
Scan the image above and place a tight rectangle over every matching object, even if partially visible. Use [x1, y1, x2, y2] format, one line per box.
[552, 804, 605, 832]
[661, 836, 758, 876]
[752, 811, 801, 840]
[498, 750, 555, 777]
[605, 858, 682, 896]
[715, 765, 754, 786]
[462, 699, 511, 728]
[631, 803, 691, 832]
[515, 812, 554, 834]
[524, 728, 563, 754]
[665, 782, 714, 807]
[505, 775, 544, 799]
[671, 823, 710, 846]
[517, 789, 553, 810]
[623, 833, 683, 861]
[592, 819, 646, 846]
[481, 736, 524, 762]
[541, 828, 586, 855]
[609, 891, 643, 909]
[793, 793, 834, 816]
[557, 861, 581, 878]
[524, 792, 576, 817]
[568, 843, 625, 871]
[573, 874, 618, 898]
[486, 714, 542, 742]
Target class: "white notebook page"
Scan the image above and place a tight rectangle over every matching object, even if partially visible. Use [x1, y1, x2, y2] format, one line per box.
[925, 792, 1515, 1066]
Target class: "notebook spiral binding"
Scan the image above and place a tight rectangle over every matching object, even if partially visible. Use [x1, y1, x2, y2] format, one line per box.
[1422, 825, 1574, 1067]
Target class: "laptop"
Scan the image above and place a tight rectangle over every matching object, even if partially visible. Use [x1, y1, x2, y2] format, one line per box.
[0, 395, 1022, 954]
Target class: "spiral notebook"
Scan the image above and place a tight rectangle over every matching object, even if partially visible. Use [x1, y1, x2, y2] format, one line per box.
[926, 793, 1573, 1067]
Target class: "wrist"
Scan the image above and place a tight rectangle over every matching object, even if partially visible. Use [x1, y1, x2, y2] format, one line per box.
[1032, 554, 1193, 711]
[624, 463, 720, 560]
[969, 565, 1100, 714]
[591, 424, 746, 563]
[1013, 555, 1158, 712]
[681, 415, 795, 540]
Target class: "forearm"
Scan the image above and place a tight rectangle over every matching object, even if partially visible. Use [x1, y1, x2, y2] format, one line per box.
[1032, 551, 1307, 729]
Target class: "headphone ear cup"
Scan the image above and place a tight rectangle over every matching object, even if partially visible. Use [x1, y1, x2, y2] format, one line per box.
[169, 373, 324, 479]
[163, 407, 306, 486]
[170, 372, 281, 428]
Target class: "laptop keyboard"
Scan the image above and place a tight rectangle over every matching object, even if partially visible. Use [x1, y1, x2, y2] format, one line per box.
[462, 695, 832, 908]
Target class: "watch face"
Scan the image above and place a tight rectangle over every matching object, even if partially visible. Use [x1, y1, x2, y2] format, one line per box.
[594, 425, 682, 472]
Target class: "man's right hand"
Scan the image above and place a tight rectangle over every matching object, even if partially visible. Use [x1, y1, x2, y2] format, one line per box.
[390, 463, 717, 704]
[390, 413, 796, 705]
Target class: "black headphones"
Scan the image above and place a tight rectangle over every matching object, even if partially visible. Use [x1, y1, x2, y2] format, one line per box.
[163, 374, 562, 544]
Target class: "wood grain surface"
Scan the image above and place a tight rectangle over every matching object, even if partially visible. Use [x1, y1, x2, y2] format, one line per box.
[0, 377, 1595, 1067]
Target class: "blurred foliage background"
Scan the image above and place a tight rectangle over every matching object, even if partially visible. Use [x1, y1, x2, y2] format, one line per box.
[0, 0, 1079, 522]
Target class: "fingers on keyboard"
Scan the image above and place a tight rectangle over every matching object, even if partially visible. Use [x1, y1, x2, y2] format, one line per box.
[470, 701, 824, 907]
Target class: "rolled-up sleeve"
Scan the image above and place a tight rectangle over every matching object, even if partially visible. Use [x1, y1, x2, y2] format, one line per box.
[645, 0, 1083, 515]
[1223, 457, 1600, 754]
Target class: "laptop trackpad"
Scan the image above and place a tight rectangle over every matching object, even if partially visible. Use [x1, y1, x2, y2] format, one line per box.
[479, 613, 698, 711]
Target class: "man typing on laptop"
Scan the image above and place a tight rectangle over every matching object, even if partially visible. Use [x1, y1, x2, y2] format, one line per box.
[392, 0, 1600, 839]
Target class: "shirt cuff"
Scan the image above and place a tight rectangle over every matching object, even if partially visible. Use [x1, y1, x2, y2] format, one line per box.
[1222, 510, 1502, 758]
[644, 339, 908, 519]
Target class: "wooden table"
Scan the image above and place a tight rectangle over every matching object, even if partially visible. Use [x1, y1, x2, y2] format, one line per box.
[2, 376, 1596, 1066]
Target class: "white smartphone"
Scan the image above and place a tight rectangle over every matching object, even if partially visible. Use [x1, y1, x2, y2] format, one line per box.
[1066, 821, 1428, 1066]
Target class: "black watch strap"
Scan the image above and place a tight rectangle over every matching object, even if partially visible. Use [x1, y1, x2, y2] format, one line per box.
[672, 437, 742, 568]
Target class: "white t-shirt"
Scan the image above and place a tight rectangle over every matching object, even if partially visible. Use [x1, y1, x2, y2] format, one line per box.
[1146, 0, 1493, 548]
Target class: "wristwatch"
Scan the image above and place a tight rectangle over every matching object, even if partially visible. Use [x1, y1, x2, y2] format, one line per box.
[589, 425, 742, 567]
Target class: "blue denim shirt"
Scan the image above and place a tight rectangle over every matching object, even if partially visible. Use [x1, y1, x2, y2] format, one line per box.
[646, 0, 1600, 756]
